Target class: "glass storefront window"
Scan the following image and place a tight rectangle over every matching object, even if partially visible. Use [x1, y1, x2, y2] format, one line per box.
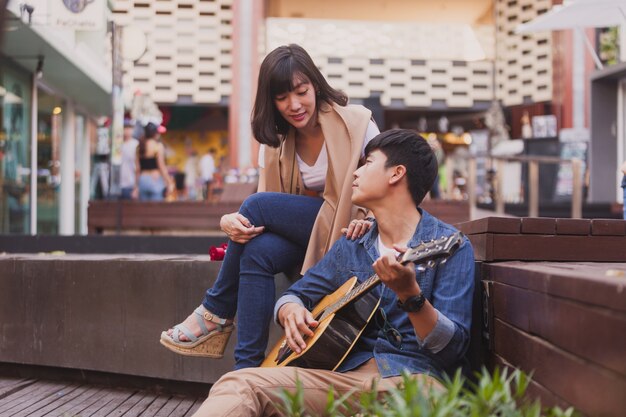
[36, 90, 62, 235]
[0, 62, 31, 234]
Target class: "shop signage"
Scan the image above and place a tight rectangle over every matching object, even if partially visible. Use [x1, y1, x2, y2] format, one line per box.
[49, 0, 104, 31]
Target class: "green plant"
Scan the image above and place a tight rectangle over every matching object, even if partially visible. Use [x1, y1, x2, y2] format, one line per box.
[275, 367, 578, 417]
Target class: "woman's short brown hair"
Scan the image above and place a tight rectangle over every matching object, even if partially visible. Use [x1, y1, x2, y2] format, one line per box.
[251, 44, 348, 147]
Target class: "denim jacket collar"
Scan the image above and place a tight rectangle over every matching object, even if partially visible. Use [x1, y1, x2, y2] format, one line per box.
[359, 208, 439, 256]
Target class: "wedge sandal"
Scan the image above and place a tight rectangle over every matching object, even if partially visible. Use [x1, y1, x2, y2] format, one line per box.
[160, 306, 234, 358]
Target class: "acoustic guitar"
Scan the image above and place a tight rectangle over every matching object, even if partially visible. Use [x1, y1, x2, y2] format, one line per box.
[261, 232, 464, 370]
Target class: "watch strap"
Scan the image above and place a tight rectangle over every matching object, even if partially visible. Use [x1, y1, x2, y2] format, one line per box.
[397, 293, 426, 312]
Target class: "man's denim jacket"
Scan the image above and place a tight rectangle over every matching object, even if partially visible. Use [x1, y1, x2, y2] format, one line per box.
[275, 209, 475, 379]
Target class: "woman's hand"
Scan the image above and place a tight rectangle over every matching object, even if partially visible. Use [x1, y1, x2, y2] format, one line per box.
[220, 212, 265, 244]
[341, 219, 373, 240]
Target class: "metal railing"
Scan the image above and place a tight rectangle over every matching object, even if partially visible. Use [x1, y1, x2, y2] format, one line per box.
[466, 155, 584, 219]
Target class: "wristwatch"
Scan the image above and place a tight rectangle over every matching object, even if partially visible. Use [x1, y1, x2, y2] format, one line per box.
[397, 293, 426, 312]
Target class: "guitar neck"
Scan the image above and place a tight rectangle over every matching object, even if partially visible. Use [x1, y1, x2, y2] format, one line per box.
[316, 232, 462, 323]
[318, 274, 381, 322]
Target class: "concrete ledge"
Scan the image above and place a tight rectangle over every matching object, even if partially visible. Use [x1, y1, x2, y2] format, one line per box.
[0, 254, 292, 384]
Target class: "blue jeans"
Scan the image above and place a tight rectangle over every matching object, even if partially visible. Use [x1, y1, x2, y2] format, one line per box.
[203, 192, 324, 369]
[120, 187, 134, 200]
[138, 174, 165, 201]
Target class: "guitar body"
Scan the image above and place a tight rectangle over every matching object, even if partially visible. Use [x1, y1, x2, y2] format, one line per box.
[262, 276, 381, 371]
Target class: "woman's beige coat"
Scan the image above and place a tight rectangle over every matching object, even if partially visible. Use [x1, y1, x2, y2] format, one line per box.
[260, 102, 372, 273]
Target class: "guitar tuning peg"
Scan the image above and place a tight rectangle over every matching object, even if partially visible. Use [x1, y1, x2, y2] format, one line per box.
[439, 258, 447, 265]
[427, 260, 436, 268]
[417, 265, 427, 272]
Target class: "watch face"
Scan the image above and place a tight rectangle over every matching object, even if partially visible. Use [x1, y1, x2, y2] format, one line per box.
[399, 294, 425, 312]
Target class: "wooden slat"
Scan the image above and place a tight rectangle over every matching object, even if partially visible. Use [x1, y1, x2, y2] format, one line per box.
[484, 262, 626, 313]
[0, 382, 78, 415]
[0, 377, 35, 399]
[493, 320, 626, 417]
[492, 354, 572, 411]
[184, 398, 205, 417]
[124, 393, 163, 417]
[13, 385, 88, 417]
[456, 217, 521, 235]
[123, 392, 159, 417]
[74, 388, 135, 417]
[151, 395, 184, 417]
[492, 282, 626, 376]
[47, 387, 114, 417]
[520, 217, 556, 234]
[0, 377, 205, 417]
[465, 233, 492, 261]
[555, 218, 591, 235]
[89, 391, 145, 417]
[485, 234, 626, 261]
[169, 397, 198, 417]
[0, 381, 63, 413]
[591, 219, 626, 236]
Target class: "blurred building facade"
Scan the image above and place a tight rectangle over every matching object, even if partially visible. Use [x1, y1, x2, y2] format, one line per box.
[2, 0, 618, 235]
[1, 0, 112, 235]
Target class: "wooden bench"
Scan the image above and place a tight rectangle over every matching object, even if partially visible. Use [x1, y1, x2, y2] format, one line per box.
[0, 253, 293, 385]
[457, 217, 626, 417]
[87, 183, 257, 235]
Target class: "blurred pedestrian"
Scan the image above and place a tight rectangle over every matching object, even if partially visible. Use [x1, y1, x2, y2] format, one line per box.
[120, 118, 139, 200]
[200, 148, 216, 200]
[426, 133, 444, 199]
[184, 150, 199, 200]
[133, 122, 174, 201]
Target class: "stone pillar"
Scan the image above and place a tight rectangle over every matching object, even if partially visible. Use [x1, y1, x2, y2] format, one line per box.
[229, 0, 264, 171]
[59, 100, 76, 235]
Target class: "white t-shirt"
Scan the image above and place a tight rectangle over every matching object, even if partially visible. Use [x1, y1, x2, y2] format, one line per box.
[377, 234, 401, 258]
[258, 120, 380, 190]
[120, 138, 139, 189]
[184, 155, 198, 187]
[200, 153, 216, 182]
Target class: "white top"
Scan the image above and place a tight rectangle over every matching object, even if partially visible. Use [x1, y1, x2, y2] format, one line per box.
[295, 142, 328, 192]
[200, 153, 216, 182]
[120, 138, 139, 188]
[184, 155, 198, 186]
[258, 120, 380, 190]
[377, 234, 401, 258]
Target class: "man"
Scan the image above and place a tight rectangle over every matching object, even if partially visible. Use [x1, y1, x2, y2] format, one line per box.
[200, 148, 217, 201]
[193, 129, 475, 417]
[119, 118, 139, 200]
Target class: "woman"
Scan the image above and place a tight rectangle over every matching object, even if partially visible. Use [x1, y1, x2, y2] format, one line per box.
[133, 122, 175, 201]
[160, 44, 380, 369]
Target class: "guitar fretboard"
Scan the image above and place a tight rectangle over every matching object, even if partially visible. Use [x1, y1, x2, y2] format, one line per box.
[318, 274, 382, 322]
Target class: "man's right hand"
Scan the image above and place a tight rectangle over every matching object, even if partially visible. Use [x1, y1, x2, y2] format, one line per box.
[278, 302, 318, 354]
[220, 212, 264, 243]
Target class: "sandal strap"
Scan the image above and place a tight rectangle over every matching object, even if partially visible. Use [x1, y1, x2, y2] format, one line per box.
[193, 310, 210, 335]
[171, 324, 198, 343]
[194, 306, 228, 326]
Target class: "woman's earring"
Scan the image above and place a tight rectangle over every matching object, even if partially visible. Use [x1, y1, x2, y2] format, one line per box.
[316, 90, 320, 96]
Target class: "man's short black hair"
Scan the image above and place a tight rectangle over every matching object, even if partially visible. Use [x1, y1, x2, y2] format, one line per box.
[364, 129, 438, 207]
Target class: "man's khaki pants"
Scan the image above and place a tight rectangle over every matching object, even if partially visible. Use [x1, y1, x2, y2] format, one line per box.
[192, 359, 438, 417]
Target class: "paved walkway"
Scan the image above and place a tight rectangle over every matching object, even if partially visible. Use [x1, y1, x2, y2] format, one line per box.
[0, 376, 204, 417]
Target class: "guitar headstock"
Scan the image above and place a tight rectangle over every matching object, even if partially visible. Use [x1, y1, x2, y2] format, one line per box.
[399, 231, 464, 269]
